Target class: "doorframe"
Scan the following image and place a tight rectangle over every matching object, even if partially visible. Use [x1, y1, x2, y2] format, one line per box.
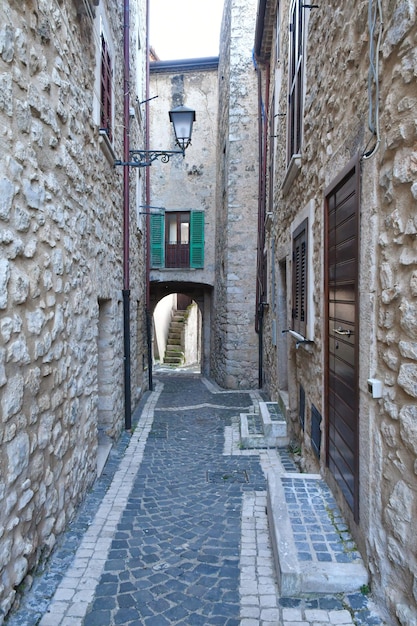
[323, 153, 361, 522]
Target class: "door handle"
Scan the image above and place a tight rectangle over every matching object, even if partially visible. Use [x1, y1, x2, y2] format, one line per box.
[334, 327, 352, 337]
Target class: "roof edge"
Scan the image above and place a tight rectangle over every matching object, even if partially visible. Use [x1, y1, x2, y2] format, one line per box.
[150, 57, 219, 73]
[254, 0, 268, 59]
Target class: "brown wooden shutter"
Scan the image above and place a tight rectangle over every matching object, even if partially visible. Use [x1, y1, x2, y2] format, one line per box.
[100, 35, 112, 141]
[292, 218, 308, 337]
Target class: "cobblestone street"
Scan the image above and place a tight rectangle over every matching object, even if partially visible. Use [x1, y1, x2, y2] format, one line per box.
[7, 374, 386, 626]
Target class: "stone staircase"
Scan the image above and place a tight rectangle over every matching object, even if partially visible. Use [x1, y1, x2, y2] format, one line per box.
[163, 310, 186, 366]
[238, 398, 369, 597]
[240, 401, 289, 448]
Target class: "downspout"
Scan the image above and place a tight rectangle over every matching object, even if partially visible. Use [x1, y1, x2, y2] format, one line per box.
[145, 0, 153, 391]
[255, 60, 264, 386]
[122, 0, 132, 429]
[254, 55, 270, 389]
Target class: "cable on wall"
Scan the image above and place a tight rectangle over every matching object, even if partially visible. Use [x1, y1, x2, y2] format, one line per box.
[363, 0, 383, 160]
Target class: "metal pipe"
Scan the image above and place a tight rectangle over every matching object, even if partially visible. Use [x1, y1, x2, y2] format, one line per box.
[123, 0, 132, 429]
[254, 55, 270, 388]
[145, 0, 153, 391]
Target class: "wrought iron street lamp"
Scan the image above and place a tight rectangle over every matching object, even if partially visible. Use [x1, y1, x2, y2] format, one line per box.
[115, 105, 196, 168]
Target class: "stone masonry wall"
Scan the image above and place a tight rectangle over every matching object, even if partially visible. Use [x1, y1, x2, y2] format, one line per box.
[149, 64, 218, 287]
[262, 0, 417, 622]
[212, 0, 259, 389]
[0, 0, 146, 619]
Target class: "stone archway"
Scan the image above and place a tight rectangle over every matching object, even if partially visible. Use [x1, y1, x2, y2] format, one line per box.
[153, 293, 202, 370]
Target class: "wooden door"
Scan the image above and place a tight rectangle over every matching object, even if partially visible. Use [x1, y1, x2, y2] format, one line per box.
[166, 212, 190, 268]
[325, 157, 360, 521]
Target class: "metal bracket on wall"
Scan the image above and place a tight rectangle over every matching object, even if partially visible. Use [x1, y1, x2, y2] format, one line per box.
[282, 329, 314, 349]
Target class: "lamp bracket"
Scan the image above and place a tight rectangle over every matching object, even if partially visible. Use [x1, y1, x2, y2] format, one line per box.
[114, 148, 184, 168]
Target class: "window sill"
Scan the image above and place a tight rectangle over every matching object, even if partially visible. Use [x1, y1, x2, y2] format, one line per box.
[282, 154, 301, 196]
[151, 267, 199, 272]
[99, 129, 116, 166]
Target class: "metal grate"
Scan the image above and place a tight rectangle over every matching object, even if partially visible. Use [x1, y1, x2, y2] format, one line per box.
[206, 469, 249, 484]
[311, 404, 322, 459]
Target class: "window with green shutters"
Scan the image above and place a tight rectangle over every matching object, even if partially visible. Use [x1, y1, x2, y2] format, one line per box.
[150, 210, 204, 269]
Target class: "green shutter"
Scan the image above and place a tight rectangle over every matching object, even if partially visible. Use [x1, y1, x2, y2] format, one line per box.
[190, 211, 204, 268]
[150, 213, 165, 268]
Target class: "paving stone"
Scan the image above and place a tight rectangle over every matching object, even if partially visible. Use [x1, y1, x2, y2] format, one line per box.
[6, 375, 388, 626]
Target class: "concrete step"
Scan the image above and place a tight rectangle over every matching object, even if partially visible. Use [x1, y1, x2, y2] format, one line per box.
[240, 413, 273, 448]
[172, 311, 186, 321]
[170, 321, 184, 329]
[267, 469, 369, 596]
[259, 401, 288, 443]
[239, 402, 289, 449]
[163, 356, 185, 365]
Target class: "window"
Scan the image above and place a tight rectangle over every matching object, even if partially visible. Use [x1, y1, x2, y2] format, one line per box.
[150, 211, 204, 269]
[287, 0, 304, 164]
[292, 218, 308, 337]
[100, 33, 113, 141]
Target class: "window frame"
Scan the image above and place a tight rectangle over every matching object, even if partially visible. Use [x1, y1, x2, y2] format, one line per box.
[291, 217, 308, 337]
[150, 210, 205, 270]
[287, 0, 304, 165]
[100, 32, 113, 141]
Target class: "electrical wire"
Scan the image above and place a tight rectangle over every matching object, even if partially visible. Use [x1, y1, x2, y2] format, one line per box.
[363, 0, 383, 160]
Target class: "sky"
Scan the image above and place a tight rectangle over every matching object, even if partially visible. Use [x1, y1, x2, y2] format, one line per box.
[149, 0, 225, 60]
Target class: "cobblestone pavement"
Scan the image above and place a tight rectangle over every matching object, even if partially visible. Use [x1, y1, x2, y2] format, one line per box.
[6, 374, 387, 626]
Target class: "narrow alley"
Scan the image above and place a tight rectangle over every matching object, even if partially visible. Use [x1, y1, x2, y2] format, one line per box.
[7, 373, 386, 626]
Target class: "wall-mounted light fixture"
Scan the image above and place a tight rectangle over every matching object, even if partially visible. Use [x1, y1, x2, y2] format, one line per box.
[115, 105, 196, 168]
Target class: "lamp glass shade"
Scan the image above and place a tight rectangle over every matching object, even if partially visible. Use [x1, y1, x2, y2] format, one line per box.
[169, 105, 196, 151]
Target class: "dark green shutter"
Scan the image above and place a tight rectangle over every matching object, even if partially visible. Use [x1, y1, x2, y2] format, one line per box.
[190, 211, 204, 268]
[150, 213, 165, 268]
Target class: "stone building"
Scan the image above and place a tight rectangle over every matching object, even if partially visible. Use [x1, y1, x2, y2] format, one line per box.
[148, 57, 219, 377]
[254, 0, 417, 623]
[148, 0, 260, 390]
[0, 0, 147, 618]
[211, 0, 260, 389]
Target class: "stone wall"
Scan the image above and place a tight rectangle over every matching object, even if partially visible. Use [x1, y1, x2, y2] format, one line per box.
[212, 0, 259, 390]
[149, 61, 219, 287]
[0, 0, 146, 619]
[260, 0, 417, 622]
[148, 60, 218, 376]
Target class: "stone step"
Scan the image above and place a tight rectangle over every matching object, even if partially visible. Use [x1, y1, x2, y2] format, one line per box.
[170, 321, 184, 329]
[240, 413, 272, 448]
[166, 343, 182, 350]
[165, 348, 184, 357]
[163, 356, 184, 365]
[172, 311, 186, 321]
[239, 402, 289, 449]
[267, 469, 369, 596]
[259, 401, 288, 441]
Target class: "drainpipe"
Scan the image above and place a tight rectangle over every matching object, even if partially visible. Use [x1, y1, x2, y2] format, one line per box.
[145, 0, 153, 391]
[122, 0, 132, 429]
[254, 55, 270, 389]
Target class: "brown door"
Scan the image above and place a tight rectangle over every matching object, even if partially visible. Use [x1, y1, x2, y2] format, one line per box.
[325, 157, 360, 522]
[166, 212, 190, 268]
